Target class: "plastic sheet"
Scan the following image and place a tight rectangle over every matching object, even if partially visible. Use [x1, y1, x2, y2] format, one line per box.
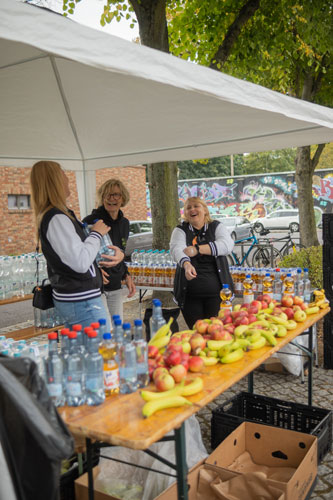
[0, 354, 74, 500]
[96, 415, 208, 500]
[273, 326, 316, 376]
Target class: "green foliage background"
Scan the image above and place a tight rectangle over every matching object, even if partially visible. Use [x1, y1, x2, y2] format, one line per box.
[279, 246, 323, 290]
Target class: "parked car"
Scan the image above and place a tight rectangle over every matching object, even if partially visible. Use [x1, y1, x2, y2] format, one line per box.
[216, 216, 252, 241]
[125, 220, 153, 258]
[253, 209, 300, 233]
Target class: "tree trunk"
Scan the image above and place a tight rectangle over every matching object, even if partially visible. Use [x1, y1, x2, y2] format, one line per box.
[295, 146, 319, 247]
[130, 0, 179, 307]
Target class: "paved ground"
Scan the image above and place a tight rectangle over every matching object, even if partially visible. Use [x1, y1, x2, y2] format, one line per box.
[1, 291, 332, 499]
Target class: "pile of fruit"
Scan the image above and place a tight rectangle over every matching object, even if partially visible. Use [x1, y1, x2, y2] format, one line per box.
[142, 292, 328, 418]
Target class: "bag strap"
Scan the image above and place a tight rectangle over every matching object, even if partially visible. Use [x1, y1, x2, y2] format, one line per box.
[35, 234, 40, 286]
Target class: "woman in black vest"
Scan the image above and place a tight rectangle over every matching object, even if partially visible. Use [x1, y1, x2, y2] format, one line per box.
[170, 197, 234, 328]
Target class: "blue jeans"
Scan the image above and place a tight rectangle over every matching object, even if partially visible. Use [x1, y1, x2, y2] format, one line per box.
[53, 296, 111, 332]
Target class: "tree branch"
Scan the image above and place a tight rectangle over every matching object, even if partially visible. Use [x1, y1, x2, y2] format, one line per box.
[311, 144, 326, 171]
[209, 0, 261, 70]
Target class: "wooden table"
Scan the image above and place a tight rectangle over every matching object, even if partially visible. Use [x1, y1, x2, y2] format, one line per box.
[58, 309, 328, 500]
[135, 285, 173, 318]
[2, 325, 63, 341]
[0, 294, 33, 306]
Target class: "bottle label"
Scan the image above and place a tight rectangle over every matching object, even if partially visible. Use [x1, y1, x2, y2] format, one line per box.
[66, 381, 82, 396]
[235, 282, 242, 292]
[243, 293, 254, 303]
[104, 369, 120, 389]
[47, 383, 62, 397]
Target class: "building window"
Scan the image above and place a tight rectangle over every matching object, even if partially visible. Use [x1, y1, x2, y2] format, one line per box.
[8, 194, 31, 210]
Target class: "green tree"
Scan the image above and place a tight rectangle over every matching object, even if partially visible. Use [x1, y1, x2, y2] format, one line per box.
[168, 0, 333, 246]
[177, 155, 244, 179]
[243, 149, 297, 175]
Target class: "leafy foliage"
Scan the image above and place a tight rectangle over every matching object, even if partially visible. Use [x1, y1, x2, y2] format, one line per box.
[278, 246, 323, 289]
[177, 154, 244, 179]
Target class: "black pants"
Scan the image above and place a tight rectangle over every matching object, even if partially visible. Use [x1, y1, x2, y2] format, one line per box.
[181, 294, 221, 329]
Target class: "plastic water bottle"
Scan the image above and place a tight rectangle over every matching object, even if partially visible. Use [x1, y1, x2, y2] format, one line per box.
[220, 284, 233, 311]
[73, 324, 85, 354]
[119, 323, 137, 394]
[150, 299, 166, 337]
[99, 333, 120, 396]
[96, 233, 115, 264]
[243, 274, 254, 303]
[273, 268, 283, 302]
[263, 273, 273, 299]
[123, 322, 132, 343]
[303, 268, 312, 302]
[98, 318, 107, 342]
[133, 319, 149, 389]
[295, 268, 304, 299]
[283, 273, 294, 296]
[112, 314, 121, 330]
[65, 331, 86, 406]
[85, 331, 105, 406]
[84, 326, 93, 349]
[113, 318, 123, 347]
[44, 332, 65, 407]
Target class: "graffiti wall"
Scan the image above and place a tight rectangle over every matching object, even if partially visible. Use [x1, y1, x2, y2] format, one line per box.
[146, 169, 333, 222]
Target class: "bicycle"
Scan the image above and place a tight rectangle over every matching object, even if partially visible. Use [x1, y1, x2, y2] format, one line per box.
[227, 227, 281, 267]
[254, 229, 305, 259]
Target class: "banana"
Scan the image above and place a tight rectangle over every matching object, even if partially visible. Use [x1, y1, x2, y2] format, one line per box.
[320, 302, 329, 309]
[149, 331, 172, 349]
[206, 350, 218, 358]
[202, 356, 219, 366]
[276, 325, 287, 337]
[313, 298, 326, 307]
[218, 340, 240, 358]
[207, 339, 234, 351]
[286, 320, 297, 330]
[265, 314, 289, 326]
[248, 331, 262, 343]
[268, 324, 278, 335]
[176, 329, 195, 335]
[142, 396, 192, 418]
[181, 377, 204, 396]
[237, 338, 251, 349]
[251, 320, 271, 328]
[260, 330, 277, 346]
[220, 347, 245, 364]
[148, 317, 173, 345]
[313, 289, 325, 296]
[141, 385, 184, 402]
[306, 306, 320, 315]
[199, 351, 207, 357]
[249, 335, 267, 350]
[233, 325, 249, 337]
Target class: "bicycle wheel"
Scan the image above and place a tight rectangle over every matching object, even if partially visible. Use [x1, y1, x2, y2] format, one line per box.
[282, 242, 305, 257]
[251, 246, 282, 267]
[227, 254, 236, 266]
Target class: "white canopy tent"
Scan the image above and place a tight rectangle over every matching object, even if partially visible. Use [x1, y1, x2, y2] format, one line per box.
[1, 0, 333, 215]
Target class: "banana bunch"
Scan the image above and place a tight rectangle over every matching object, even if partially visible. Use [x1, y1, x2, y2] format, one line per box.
[148, 317, 174, 348]
[307, 289, 329, 313]
[141, 377, 203, 417]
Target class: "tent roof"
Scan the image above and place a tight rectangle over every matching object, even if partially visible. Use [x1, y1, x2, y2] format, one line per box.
[1, 0, 333, 174]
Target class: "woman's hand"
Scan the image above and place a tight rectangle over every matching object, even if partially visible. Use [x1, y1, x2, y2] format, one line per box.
[184, 245, 198, 258]
[183, 261, 197, 280]
[125, 275, 136, 298]
[100, 268, 110, 285]
[99, 246, 125, 267]
[91, 219, 110, 236]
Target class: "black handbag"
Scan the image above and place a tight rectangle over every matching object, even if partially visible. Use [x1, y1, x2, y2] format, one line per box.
[32, 242, 54, 310]
[173, 264, 187, 308]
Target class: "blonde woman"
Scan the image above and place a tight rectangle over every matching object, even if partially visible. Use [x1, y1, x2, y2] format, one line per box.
[170, 197, 234, 328]
[30, 160, 113, 330]
[83, 179, 136, 321]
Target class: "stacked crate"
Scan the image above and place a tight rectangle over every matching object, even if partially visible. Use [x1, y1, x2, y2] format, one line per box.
[322, 214, 333, 369]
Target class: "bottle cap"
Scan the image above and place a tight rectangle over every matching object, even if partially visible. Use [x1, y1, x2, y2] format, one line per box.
[275, 268, 280, 272]
[90, 322, 100, 329]
[265, 273, 270, 277]
[152, 299, 162, 306]
[99, 318, 106, 325]
[114, 319, 122, 326]
[84, 326, 93, 334]
[134, 319, 143, 326]
[60, 328, 70, 336]
[287, 273, 291, 277]
[72, 324, 82, 331]
[246, 274, 251, 278]
[223, 284, 229, 288]
[123, 323, 131, 330]
[103, 333, 111, 340]
[304, 268, 308, 272]
[297, 268, 302, 273]
[112, 314, 121, 321]
[68, 331, 78, 339]
[48, 332, 57, 340]
[88, 330, 98, 338]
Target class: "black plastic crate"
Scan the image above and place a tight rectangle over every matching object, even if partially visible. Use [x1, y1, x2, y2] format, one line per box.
[323, 266, 333, 299]
[322, 213, 333, 244]
[324, 316, 333, 369]
[211, 392, 332, 464]
[323, 244, 333, 268]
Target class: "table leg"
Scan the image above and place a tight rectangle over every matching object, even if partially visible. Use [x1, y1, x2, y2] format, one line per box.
[86, 438, 94, 500]
[247, 371, 254, 393]
[308, 325, 313, 406]
[174, 424, 188, 500]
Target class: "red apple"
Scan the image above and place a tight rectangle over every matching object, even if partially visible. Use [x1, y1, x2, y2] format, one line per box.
[301, 302, 308, 310]
[262, 294, 272, 304]
[207, 323, 223, 335]
[240, 303, 251, 310]
[152, 366, 169, 381]
[148, 345, 159, 359]
[233, 304, 242, 311]
[164, 349, 182, 367]
[180, 352, 190, 370]
[283, 307, 294, 320]
[260, 301, 268, 309]
[210, 318, 224, 325]
[223, 315, 233, 324]
[234, 316, 249, 326]
[168, 336, 182, 345]
[281, 295, 294, 307]
[154, 373, 175, 391]
[181, 341, 191, 354]
[189, 333, 206, 354]
[188, 356, 204, 373]
[223, 324, 235, 334]
[167, 343, 183, 353]
[169, 364, 187, 383]
[294, 309, 307, 322]
[247, 305, 259, 315]
[248, 314, 257, 324]
[293, 296, 304, 306]
[180, 332, 192, 342]
[194, 319, 211, 334]
[251, 300, 262, 311]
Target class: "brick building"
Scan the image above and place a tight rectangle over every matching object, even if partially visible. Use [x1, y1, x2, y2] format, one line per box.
[0, 165, 147, 255]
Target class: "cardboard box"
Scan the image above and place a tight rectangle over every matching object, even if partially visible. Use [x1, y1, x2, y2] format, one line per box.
[206, 422, 317, 500]
[75, 467, 119, 500]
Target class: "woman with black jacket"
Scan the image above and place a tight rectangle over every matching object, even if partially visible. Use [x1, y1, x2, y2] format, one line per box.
[83, 179, 135, 321]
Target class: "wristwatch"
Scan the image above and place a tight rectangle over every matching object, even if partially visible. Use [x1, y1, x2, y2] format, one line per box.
[195, 244, 200, 254]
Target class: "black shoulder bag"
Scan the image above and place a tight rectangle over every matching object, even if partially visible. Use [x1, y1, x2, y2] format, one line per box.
[32, 243, 54, 310]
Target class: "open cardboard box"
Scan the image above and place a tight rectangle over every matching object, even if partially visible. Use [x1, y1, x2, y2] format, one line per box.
[75, 466, 119, 500]
[206, 422, 317, 500]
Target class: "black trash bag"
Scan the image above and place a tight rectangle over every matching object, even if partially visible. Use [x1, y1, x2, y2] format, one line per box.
[143, 307, 180, 342]
[0, 355, 74, 500]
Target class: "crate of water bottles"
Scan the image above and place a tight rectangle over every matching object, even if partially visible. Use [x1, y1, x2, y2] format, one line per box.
[0, 253, 43, 300]
[33, 315, 151, 408]
[126, 249, 177, 288]
[229, 266, 312, 302]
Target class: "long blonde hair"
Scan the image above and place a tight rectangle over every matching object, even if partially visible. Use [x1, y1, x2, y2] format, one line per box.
[183, 197, 213, 224]
[30, 161, 70, 236]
